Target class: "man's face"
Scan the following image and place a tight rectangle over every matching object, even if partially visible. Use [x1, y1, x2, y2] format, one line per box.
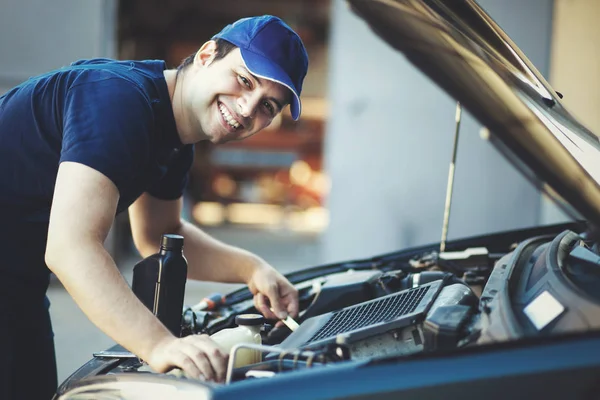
[182, 43, 290, 145]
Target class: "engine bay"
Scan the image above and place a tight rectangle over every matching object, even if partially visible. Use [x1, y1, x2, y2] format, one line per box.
[88, 224, 600, 386]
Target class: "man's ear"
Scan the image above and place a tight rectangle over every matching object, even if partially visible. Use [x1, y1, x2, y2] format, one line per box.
[194, 40, 218, 67]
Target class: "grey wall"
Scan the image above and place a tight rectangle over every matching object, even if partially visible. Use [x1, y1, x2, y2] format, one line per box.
[321, 0, 555, 263]
[0, 0, 116, 93]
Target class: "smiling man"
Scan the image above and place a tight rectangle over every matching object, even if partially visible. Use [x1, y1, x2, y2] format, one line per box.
[172, 18, 305, 145]
[0, 15, 308, 399]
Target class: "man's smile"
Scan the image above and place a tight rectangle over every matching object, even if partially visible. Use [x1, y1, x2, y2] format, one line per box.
[217, 101, 243, 131]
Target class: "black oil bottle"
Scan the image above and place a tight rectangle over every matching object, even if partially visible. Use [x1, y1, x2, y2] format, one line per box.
[132, 234, 188, 336]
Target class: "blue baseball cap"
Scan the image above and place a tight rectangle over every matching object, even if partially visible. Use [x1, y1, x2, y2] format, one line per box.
[212, 15, 309, 121]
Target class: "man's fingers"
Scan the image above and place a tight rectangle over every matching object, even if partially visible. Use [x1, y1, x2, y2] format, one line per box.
[254, 293, 279, 320]
[194, 335, 229, 382]
[178, 341, 216, 381]
[265, 282, 288, 319]
[254, 293, 270, 317]
[152, 335, 229, 383]
[186, 334, 229, 382]
[250, 265, 300, 320]
[207, 345, 229, 382]
[284, 286, 300, 318]
[173, 350, 201, 380]
[287, 299, 299, 319]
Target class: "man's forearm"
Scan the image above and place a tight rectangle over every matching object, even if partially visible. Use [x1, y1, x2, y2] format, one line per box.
[47, 241, 173, 361]
[174, 220, 263, 283]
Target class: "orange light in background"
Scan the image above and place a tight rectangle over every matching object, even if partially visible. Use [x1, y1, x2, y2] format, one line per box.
[192, 202, 330, 233]
[256, 174, 286, 203]
[289, 160, 312, 186]
[212, 173, 237, 198]
[286, 206, 330, 233]
[228, 203, 284, 225]
[307, 171, 331, 196]
[192, 202, 225, 226]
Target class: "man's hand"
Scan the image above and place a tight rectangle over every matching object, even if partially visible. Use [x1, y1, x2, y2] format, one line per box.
[148, 334, 228, 382]
[247, 262, 299, 321]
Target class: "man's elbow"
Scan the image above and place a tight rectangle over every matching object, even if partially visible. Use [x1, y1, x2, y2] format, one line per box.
[44, 235, 66, 275]
[44, 232, 96, 274]
[132, 222, 184, 258]
[134, 240, 159, 258]
[131, 232, 162, 258]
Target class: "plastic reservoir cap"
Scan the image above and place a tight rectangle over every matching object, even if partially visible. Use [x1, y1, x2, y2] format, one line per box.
[161, 234, 184, 250]
[235, 314, 265, 326]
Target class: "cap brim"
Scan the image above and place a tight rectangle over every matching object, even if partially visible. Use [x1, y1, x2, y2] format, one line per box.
[239, 48, 301, 121]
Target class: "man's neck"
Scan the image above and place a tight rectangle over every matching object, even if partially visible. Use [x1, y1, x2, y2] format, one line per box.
[163, 69, 206, 145]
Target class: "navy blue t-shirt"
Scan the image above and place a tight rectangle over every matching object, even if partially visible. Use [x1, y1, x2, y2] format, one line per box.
[0, 58, 194, 281]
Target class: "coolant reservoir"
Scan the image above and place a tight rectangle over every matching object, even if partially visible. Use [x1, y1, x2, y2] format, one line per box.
[210, 314, 264, 368]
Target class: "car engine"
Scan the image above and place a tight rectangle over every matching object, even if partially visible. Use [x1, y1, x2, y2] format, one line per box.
[140, 224, 599, 385]
[76, 224, 600, 388]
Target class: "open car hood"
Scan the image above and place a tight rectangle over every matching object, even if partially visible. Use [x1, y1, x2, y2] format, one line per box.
[347, 0, 600, 229]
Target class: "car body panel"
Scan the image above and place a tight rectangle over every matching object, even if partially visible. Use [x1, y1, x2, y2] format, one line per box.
[210, 332, 600, 400]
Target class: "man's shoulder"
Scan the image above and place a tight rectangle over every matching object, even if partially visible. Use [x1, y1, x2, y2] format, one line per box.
[69, 58, 167, 75]
[66, 58, 167, 89]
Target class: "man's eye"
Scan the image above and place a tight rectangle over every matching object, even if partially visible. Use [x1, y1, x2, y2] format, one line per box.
[263, 101, 274, 115]
[239, 75, 251, 88]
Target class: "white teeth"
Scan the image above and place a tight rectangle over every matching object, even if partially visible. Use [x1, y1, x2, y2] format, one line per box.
[219, 104, 240, 129]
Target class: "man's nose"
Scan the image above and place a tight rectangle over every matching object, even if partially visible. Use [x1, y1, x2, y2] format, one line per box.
[237, 92, 261, 118]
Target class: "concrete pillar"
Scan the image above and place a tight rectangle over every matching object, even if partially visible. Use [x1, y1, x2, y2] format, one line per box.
[321, 0, 554, 263]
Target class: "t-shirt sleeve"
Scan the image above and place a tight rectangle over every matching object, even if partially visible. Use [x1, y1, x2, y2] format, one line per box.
[146, 144, 195, 200]
[60, 76, 152, 194]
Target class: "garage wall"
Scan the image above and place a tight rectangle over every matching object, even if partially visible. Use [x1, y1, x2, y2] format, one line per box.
[540, 0, 600, 225]
[550, 0, 600, 136]
[0, 0, 116, 94]
[321, 0, 555, 263]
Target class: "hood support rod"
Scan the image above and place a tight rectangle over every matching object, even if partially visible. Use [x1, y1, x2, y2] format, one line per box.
[440, 102, 462, 252]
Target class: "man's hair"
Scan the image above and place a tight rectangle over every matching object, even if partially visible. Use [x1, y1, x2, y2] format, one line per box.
[177, 38, 237, 72]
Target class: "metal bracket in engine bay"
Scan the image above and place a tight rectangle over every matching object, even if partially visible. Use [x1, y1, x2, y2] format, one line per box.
[225, 338, 351, 384]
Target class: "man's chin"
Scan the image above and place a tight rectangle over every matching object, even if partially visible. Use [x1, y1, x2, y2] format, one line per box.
[205, 123, 225, 144]
[209, 131, 229, 145]
[211, 127, 246, 144]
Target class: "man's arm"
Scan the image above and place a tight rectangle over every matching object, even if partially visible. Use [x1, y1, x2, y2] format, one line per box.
[45, 162, 228, 381]
[129, 193, 298, 320]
